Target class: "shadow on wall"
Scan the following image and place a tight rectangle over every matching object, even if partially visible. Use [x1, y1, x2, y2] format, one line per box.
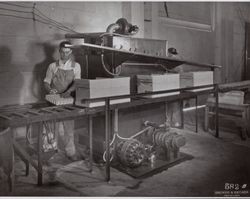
[73, 48, 85, 78]
[31, 42, 56, 101]
[0, 46, 24, 106]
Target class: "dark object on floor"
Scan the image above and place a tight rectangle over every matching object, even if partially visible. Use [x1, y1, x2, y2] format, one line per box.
[112, 152, 193, 178]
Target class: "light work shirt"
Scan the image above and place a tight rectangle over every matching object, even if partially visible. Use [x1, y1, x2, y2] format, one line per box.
[44, 59, 81, 84]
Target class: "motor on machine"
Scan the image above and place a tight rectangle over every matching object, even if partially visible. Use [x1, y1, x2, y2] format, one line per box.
[106, 18, 139, 36]
[106, 121, 186, 177]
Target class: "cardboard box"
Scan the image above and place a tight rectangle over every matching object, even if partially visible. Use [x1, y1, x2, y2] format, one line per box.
[180, 71, 213, 92]
[75, 77, 130, 107]
[137, 73, 180, 98]
[218, 91, 245, 105]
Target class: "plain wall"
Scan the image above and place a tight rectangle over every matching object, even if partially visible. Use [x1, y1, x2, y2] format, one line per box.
[145, 2, 249, 84]
[0, 2, 123, 106]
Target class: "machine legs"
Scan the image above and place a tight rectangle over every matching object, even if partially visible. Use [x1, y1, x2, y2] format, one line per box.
[105, 98, 111, 182]
[9, 134, 15, 192]
[88, 116, 93, 172]
[215, 85, 219, 138]
[195, 95, 198, 133]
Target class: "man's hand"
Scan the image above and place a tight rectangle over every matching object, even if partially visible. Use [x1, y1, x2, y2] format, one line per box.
[49, 89, 58, 94]
[60, 91, 71, 98]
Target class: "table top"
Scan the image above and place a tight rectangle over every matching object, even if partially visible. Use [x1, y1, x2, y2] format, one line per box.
[0, 90, 206, 128]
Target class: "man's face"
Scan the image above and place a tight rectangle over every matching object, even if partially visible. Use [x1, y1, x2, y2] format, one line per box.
[59, 47, 72, 61]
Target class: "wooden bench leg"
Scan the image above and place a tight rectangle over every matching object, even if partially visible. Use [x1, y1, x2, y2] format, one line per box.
[8, 170, 14, 192]
[247, 107, 250, 138]
[241, 110, 248, 140]
[241, 128, 247, 140]
[13, 144, 30, 177]
[8, 144, 15, 193]
[25, 161, 29, 176]
[204, 105, 209, 132]
[88, 116, 93, 173]
[180, 100, 184, 129]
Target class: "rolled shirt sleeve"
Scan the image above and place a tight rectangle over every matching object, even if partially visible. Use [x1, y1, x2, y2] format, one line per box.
[74, 63, 81, 79]
[44, 63, 54, 84]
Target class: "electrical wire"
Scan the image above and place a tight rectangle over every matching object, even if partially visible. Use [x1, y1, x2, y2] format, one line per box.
[34, 7, 78, 33]
[35, 14, 75, 33]
[102, 133, 126, 162]
[34, 13, 76, 33]
[0, 1, 79, 33]
[164, 2, 169, 18]
[32, 8, 78, 33]
[0, 7, 32, 13]
[102, 126, 153, 162]
[33, 5, 79, 33]
[101, 54, 122, 76]
[0, 3, 78, 33]
[115, 133, 132, 140]
[102, 132, 116, 162]
[0, 2, 33, 9]
[0, 12, 76, 33]
[130, 126, 152, 139]
[0, 13, 38, 21]
[33, 12, 77, 33]
[102, 147, 114, 162]
[1, 13, 71, 33]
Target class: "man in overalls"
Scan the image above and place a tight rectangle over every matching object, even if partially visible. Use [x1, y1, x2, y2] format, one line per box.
[44, 41, 81, 161]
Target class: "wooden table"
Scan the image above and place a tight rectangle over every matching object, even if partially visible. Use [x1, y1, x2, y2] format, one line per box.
[0, 84, 217, 190]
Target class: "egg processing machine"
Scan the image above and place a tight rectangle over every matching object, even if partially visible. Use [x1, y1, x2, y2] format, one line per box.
[0, 18, 228, 189]
[64, 18, 222, 178]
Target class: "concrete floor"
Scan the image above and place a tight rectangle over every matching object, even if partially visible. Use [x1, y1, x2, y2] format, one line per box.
[1, 111, 250, 197]
[118, 128, 250, 197]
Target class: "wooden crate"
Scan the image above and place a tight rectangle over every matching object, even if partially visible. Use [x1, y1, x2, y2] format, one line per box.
[137, 73, 180, 98]
[75, 77, 130, 107]
[180, 71, 213, 92]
